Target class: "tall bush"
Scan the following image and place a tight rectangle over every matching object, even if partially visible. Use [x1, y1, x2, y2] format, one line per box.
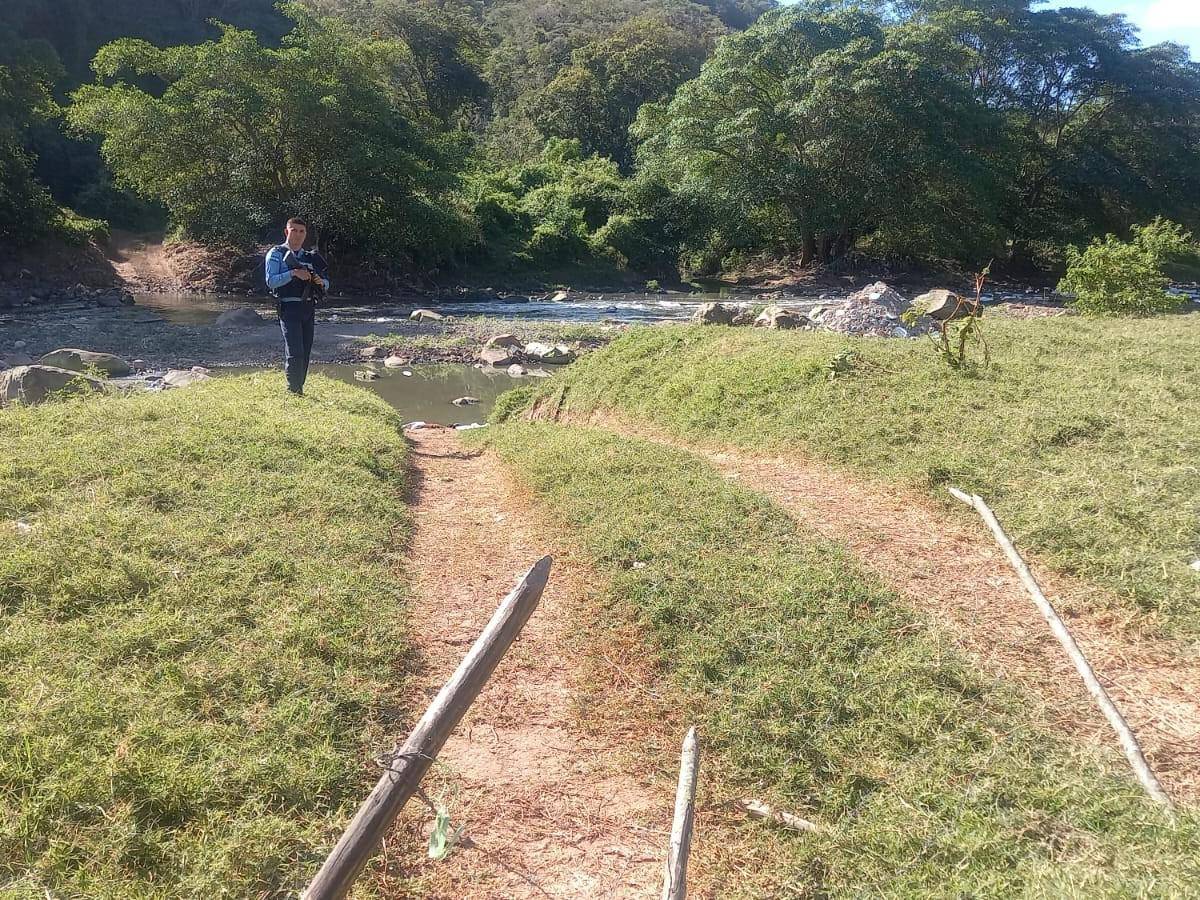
[1058, 219, 1193, 316]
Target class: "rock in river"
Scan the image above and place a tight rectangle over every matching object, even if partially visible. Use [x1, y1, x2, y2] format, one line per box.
[486, 333, 523, 351]
[754, 306, 808, 329]
[0, 365, 106, 406]
[452, 396, 480, 406]
[523, 342, 576, 364]
[37, 348, 132, 377]
[479, 346, 517, 367]
[410, 308, 445, 322]
[693, 302, 734, 325]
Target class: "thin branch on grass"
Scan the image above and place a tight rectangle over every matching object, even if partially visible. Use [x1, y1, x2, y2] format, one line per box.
[948, 487, 1174, 814]
[734, 798, 820, 833]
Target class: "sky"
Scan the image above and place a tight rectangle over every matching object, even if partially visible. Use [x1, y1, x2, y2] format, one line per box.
[1064, 0, 1200, 58]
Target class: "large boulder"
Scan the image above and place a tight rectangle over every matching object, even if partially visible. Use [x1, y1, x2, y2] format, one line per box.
[914, 288, 978, 322]
[479, 346, 517, 367]
[0, 365, 106, 406]
[162, 366, 211, 389]
[37, 348, 132, 377]
[693, 302, 734, 325]
[523, 342, 576, 365]
[485, 333, 523, 351]
[754, 306, 808, 329]
[215, 307, 268, 328]
[410, 308, 445, 322]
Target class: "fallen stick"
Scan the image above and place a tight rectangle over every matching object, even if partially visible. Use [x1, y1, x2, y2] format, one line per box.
[734, 798, 819, 833]
[302, 556, 554, 900]
[948, 487, 1174, 813]
[662, 727, 699, 900]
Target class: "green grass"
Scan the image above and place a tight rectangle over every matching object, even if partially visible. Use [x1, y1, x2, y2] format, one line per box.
[0, 376, 409, 898]
[477, 423, 1199, 897]
[504, 314, 1200, 638]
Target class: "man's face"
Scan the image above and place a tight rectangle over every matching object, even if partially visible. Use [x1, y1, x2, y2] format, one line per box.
[285, 222, 306, 248]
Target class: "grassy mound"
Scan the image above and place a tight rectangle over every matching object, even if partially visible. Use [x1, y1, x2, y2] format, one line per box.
[0, 376, 408, 898]
[504, 314, 1200, 637]
[479, 423, 1198, 896]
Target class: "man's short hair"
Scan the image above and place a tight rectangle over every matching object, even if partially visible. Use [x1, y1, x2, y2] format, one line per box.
[286, 217, 307, 228]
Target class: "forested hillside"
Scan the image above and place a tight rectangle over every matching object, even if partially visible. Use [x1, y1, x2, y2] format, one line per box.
[2, 0, 1199, 278]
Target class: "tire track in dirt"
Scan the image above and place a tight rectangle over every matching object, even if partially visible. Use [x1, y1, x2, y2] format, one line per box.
[381, 429, 672, 898]
[561, 411, 1200, 805]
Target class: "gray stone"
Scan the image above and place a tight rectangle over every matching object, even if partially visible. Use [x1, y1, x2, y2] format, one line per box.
[479, 346, 517, 367]
[731, 310, 756, 326]
[162, 367, 211, 389]
[410, 308, 444, 322]
[37, 348, 132, 377]
[549, 290, 570, 302]
[0, 365, 106, 406]
[914, 288, 976, 322]
[215, 307, 268, 328]
[523, 342, 576, 364]
[383, 356, 407, 368]
[452, 396, 480, 406]
[485, 334, 523, 351]
[507, 363, 528, 377]
[754, 306, 808, 329]
[354, 370, 380, 381]
[693, 302, 734, 325]
[359, 345, 387, 360]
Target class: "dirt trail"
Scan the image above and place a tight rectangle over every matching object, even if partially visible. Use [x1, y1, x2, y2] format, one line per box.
[384, 429, 671, 898]
[571, 414, 1200, 805]
[105, 231, 177, 291]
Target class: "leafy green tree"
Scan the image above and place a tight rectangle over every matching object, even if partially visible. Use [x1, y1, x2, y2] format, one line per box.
[462, 138, 629, 265]
[0, 41, 63, 243]
[634, 5, 1005, 267]
[526, 15, 717, 170]
[68, 6, 467, 263]
[910, 0, 1200, 262]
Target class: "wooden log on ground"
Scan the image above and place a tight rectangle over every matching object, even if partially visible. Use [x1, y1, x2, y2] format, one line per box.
[734, 798, 819, 833]
[948, 487, 1174, 813]
[302, 556, 554, 900]
[662, 727, 699, 900]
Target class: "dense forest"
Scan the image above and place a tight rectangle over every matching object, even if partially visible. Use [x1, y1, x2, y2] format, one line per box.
[2, 0, 1198, 278]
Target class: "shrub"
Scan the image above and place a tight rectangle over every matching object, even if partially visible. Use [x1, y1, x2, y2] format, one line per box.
[1058, 219, 1193, 316]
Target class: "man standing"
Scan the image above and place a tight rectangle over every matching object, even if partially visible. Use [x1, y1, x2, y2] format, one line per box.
[265, 218, 329, 395]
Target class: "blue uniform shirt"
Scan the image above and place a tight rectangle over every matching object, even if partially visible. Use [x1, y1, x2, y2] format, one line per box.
[265, 245, 329, 300]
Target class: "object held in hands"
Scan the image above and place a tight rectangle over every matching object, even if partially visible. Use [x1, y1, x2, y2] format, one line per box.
[283, 249, 328, 303]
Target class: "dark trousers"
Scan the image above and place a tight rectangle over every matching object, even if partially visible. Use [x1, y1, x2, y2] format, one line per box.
[278, 300, 315, 393]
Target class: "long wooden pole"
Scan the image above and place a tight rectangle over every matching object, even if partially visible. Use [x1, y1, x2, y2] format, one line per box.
[662, 727, 699, 900]
[302, 556, 554, 900]
[948, 488, 1174, 812]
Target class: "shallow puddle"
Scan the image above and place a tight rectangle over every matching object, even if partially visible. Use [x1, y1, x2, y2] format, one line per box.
[221, 362, 518, 424]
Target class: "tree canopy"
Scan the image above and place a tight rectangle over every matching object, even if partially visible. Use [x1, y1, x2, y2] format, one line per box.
[2, 0, 1198, 276]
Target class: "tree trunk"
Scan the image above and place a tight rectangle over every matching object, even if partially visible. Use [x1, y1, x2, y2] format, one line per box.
[799, 229, 817, 268]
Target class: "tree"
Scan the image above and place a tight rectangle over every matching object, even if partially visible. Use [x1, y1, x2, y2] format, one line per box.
[526, 14, 717, 170]
[0, 40, 63, 243]
[68, 6, 467, 263]
[634, 5, 1005, 267]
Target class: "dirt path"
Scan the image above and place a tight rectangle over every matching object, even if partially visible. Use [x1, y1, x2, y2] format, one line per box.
[570, 414, 1200, 805]
[383, 429, 671, 898]
[106, 231, 177, 291]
